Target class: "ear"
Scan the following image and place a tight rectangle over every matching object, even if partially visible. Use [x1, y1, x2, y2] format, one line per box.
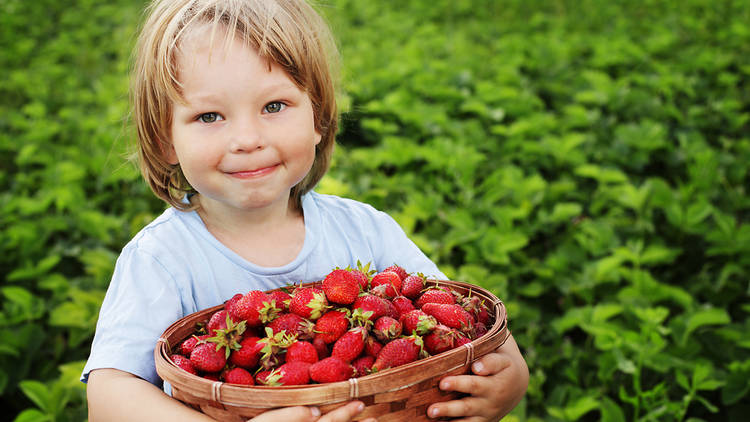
[313, 130, 322, 146]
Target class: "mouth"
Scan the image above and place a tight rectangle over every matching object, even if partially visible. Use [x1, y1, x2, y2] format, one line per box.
[226, 164, 279, 179]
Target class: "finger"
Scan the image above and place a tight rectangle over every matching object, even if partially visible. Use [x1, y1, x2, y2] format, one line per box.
[426, 396, 488, 419]
[470, 350, 512, 376]
[318, 401, 366, 422]
[249, 405, 320, 421]
[438, 373, 492, 395]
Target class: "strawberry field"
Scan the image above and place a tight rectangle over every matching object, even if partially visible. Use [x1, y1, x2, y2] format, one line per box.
[2, 0, 749, 421]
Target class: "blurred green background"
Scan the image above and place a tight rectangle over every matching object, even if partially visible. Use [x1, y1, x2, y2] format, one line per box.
[1, 0, 749, 420]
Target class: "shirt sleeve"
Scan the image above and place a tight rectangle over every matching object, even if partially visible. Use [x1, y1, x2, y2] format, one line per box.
[367, 208, 447, 280]
[81, 245, 184, 386]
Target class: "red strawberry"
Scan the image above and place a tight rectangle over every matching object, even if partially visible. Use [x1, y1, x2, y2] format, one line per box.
[323, 269, 361, 305]
[352, 294, 389, 321]
[314, 309, 351, 344]
[224, 293, 243, 316]
[364, 336, 383, 358]
[372, 335, 424, 371]
[415, 288, 455, 308]
[289, 287, 330, 320]
[401, 274, 426, 299]
[348, 260, 374, 290]
[266, 313, 315, 340]
[309, 357, 355, 383]
[313, 335, 330, 360]
[391, 295, 416, 318]
[372, 316, 402, 343]
[228, 336, 263, 369]
[383, 264, 408, 281]
[269, 289, 293, 312]
[286, 340, 319, 364]
[421, 303, 475, 333]
[207, 310, 230, 335]
[171, 354, 197, 375]
[229, 290, 281, 327]
[331, 326, 368, 363]
[370, 271, 402, 298]
[400, 309, 438, 335]
[352, 355, 375, 377]
[423, 324, 460, 355]
[222, 367, 255, 385]
[179, 334, 208, 355]
[190, 341, 228, 373]
[461, 295, 491, 326]
[263, 361, 312, 386]
[257, 327, 295, 370]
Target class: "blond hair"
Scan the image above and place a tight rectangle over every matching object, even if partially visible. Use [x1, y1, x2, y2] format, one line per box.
[132, 0, 339, 210]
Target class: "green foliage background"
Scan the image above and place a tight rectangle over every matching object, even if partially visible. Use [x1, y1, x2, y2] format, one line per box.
[1, 0, 749, 420]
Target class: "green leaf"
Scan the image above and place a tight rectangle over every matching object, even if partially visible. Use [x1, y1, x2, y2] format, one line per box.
[600, 397, 626, 422]
[19, 380, 51, 413]
[564, 396, 600, 420]
[13, 409, 51, 422]
[682, 308, 731, 345]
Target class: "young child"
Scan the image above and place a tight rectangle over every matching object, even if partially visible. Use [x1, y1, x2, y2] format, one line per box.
[82, 0, 528, 421]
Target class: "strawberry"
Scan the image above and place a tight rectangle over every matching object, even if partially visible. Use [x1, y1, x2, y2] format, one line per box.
[391, 295, 416, 318]
[269, 289, 293, 312]
[313, 335, 330, 360]
[383, 264, 408, 281]
[228, 336, 263, 369]
[224, 293, 243, 316]
[286, 340, 319, 364]
[370, 271, 402, 298]
[423, 324, 460, 355]
[461, 294, 491, 326]
[400, 309, 438, 335]
[314, 309, 351, 344]
[331, 326, 368, 363]
[372, 316, 402, 343]
[289, 287, 330, 320]
[207, 310, 230, 335]
[401, 274, 426, 299]
[348, 260, 374, 290]
[309, 357, 355, 383]
[222, 367, 255, 385]
[372, 335, 424, 371]
[229, 290, 281, 327]
[415, 288, 455, 309]
[455, 333, 472, 347]
[352, 294, 389, 321]
[261, 361, 312, 386]
[470, 322, 489, 340]
[352, 355, 375, 377]
[364, 336, 383, 358]
[190, 341, 228, 373]
[322, 269, 361, 305]
[421, 303, 475, 333]
[266, 313, 315, 340]
[171, 354, 197, 375]
[203, 372, 220, 381]
[179, 334, 208, 355]
[257, 327, 295, 370]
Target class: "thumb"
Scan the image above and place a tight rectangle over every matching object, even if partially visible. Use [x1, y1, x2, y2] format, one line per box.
[248, 405, 320, 422]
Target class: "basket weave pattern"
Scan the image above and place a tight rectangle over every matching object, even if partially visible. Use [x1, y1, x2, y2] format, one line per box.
[155, 280, 510, 421]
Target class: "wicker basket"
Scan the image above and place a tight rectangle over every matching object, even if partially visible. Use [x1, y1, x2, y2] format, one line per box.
[155, 280, 510, 421]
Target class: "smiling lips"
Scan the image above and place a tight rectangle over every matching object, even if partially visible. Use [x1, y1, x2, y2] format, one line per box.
[226, 164, 279, 179]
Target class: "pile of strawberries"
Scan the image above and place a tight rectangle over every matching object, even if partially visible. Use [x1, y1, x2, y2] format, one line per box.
[169, 263, 493, 386]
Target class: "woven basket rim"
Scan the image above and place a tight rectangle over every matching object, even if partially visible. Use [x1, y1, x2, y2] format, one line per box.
[155, 279, 509, 408]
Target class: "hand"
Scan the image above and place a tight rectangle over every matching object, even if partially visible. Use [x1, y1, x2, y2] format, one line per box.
[248, 401, 376, 422]
[426, 334, 528, 421]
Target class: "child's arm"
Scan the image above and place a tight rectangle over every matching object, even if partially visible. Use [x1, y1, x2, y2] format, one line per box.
[426, 334, 529, 421]
[87, 368, 376, 422]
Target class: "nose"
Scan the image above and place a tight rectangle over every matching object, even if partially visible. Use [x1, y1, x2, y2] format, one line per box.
[228, 117, 263, 153]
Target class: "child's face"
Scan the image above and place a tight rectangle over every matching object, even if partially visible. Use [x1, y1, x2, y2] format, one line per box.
[167, 25, 321, 215]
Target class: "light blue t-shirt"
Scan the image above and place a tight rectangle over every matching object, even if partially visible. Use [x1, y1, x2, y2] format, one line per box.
[81, 191, 444, 386]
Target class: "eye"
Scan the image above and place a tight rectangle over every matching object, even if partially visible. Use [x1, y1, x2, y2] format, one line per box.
[197, 112, 223, 123]
[264, 102, 286, 114]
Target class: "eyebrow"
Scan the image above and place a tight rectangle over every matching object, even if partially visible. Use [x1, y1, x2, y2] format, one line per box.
[183, 82, 302, 105]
